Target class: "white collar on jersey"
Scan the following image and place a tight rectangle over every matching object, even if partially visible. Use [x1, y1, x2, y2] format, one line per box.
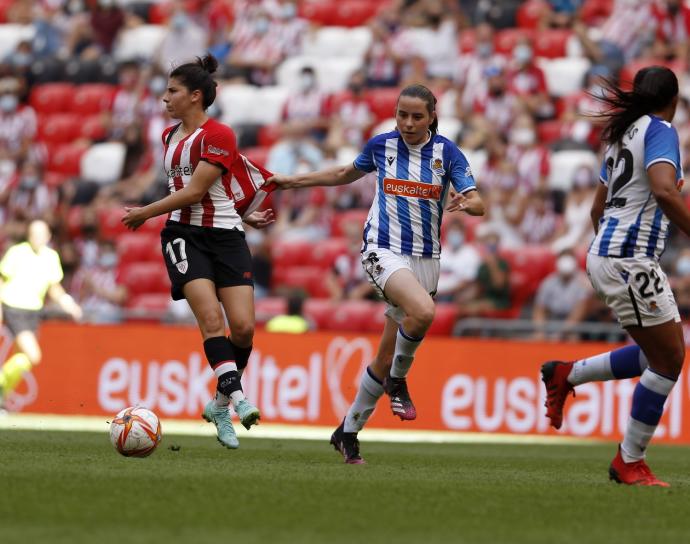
[400, 129, 432, 150]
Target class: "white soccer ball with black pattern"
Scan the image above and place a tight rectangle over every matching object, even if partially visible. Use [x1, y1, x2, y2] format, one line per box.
[109, 406, 162, 457]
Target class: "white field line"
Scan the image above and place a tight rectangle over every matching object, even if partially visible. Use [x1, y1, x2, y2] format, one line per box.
[0, 413, 602, 446]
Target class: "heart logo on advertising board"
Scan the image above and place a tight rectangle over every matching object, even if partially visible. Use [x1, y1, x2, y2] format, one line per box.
[324, 336, 374, 418]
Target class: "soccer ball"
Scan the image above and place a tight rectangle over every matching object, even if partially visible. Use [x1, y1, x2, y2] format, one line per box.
[110, 406, 162, 457]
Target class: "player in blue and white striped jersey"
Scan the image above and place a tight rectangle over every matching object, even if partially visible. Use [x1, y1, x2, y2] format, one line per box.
[542, 66, 690, 486]
[269, 85, 484, 463]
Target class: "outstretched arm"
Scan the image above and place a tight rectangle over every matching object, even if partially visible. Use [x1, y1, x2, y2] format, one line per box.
[267, 163, 367, 190]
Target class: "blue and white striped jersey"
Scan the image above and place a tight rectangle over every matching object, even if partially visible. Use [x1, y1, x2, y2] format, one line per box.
[589, 115, 683, 260]
[354, 130, 476, 258]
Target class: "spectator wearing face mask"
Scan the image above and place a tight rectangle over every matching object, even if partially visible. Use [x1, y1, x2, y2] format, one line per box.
[0, 78, 37, 163]
[532, 249, 591, 340]
[507, 39, 554, 119]
[71, 239, 127, 324]
[326, 70, 375, 151]
[156, 7, 207, 72]
[472, 65, 519, 133]
[507, 113, 551, 193]
[280, 66, 332, 140]
[364, 20, 404, 88]
[437, 218, 481, 302]
[552, 165, 597, 254]
[6, 159, 57, 225]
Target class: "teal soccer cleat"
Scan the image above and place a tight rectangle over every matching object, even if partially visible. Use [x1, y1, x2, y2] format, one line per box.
[234, 399, 261, 430]
[202, 400, 239, 449]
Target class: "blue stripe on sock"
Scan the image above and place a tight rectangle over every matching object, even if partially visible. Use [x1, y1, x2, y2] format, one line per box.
[610, 345, 643, 379]
[630, 382, 667, 426]
[399, 325, 423, 342]
[366, 366, 383, 385]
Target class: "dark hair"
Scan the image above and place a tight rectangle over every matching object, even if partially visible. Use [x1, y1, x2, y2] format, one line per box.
[398, 84, 438, 134]
[596, 66, 678, 144]
[169, 54, 219, 110]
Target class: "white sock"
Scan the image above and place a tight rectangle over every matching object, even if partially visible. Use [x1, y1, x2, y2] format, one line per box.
[621, 369, 675, 462]
[343, 367, 384, 433]
[390, 327, 423, 379]
[568, 346, 649, 386]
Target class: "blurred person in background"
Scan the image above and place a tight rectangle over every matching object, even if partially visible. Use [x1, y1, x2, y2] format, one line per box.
[326, 70, 375, 152]
[519, 188, 560, 245]
[156, 4, 207, 72]
[269, 84, 484, 463]
[364, 20, 403, 88]
[0, 220, 82, 409]
[458, 223, 511, 315]
[532, 249, 591, 340]
[325, 222, 375, 301]
[671, 247, 690, 318]
[0, 77, 37, 164]
[507, 112, 551, 192]
[507, 38, 553, 119]
[265, 293, 310, 333]
[552, 164, 598, 253]
[437, 217, 480, 302]
[472, 65, 519, 134]
[122, 55, 275, 450]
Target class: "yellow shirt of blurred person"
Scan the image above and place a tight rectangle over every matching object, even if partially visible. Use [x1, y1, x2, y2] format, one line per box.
[0, 242, 64, 311]
[265, 315, 310, 334]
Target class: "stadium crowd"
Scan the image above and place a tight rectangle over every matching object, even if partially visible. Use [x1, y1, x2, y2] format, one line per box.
[0, 0, 689, 339]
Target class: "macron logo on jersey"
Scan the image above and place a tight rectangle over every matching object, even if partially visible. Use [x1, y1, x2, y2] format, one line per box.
[383, 177, 442, 200]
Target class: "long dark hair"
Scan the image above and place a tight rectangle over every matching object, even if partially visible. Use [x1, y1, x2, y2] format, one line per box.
[597, 66, 678, 144]
[169, 54, 219, 109]
[398, 84, 439, 134]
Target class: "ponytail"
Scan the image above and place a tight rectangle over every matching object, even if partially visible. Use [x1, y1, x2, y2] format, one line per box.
[596, 66, 678, 145]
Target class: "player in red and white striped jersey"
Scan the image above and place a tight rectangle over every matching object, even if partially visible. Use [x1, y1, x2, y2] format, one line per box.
[122, 54, 274, 450]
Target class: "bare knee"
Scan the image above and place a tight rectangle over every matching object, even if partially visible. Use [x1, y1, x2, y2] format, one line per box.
[406, 299, 435, 334]
[230, 321, 254, 347]
[649, 344, 685, 378]
[198, 309, 225, 339]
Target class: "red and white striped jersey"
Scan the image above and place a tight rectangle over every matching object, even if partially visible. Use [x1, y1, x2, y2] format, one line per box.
[162, 118, 273, 229]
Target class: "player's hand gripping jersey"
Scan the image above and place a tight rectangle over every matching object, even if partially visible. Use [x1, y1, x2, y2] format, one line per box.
[162, 118, 273, 228]
[590, 115, 683, 259]
[354, 131, 476, 258]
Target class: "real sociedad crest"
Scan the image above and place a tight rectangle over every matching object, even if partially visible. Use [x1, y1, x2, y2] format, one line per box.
[176, 260, 188, 274]
[430, 158, 445, 176]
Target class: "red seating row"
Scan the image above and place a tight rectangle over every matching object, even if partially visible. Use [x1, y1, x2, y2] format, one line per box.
[37, 113, 107, 144]
[116, 232, 161, 265]
[299, 0, 389, 27]
[30, 83, 116, 115]
[67, 205, 168, 239]
[118, 261, 170, 296]
[459, 27, 572, 58]
[271, 237, 349, 270]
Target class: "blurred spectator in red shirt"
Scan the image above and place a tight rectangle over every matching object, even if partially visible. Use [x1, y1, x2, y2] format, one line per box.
[473, 65, 519, 133]
[519, 188, 560, 245]
[326, 71, 375, 151]
[507, 39, 554, 118]
[650, 0, 690, 61]
[507, 113, 550, 192]
[89, 0, 125, 54]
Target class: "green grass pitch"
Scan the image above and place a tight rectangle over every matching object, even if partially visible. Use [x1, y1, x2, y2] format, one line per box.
[2, 430, 690, 544]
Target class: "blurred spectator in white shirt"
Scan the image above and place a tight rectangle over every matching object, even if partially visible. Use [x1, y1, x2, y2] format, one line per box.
[156, 6, 207, 72]
[326, 71, 375, 151]
[551, 165, 597, 254]
[437, 218, 481, 302]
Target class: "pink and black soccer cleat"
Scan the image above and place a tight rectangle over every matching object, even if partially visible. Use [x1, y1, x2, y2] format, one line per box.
[383, 376, 417, 421]
[330, 421, 365, 464]
[609, 446, 669, 487]
[541, 360, 575, 430]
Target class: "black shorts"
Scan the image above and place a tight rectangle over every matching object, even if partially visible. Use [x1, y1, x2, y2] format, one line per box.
[2, 304, 40, 336]
[161, 221, 254, 301]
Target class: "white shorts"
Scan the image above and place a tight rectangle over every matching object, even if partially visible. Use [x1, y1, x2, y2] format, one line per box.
[362, 248, 440, 323]
[586, 253, 680, 328]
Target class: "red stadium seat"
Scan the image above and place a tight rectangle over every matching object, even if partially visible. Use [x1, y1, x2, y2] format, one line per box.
[619, 59, 684, 90]
[125, 293, 170, 320]
[81, 115, 108, 141]
[312, 238, 349, 269]
[277, 266, 331, 297]
[66, 205, 85, 238]
[325, 300, 376, 332]
[0, 0, 13, 23]
[241, 146, 270, 167]
[426, 303, 459, 335]
[533, 29, 572, 58]
[71, 84, 116, 115]
[257, 124, 282, 147]
[299, 1, 334, 25]
[303, 298, 336, 330]
[137, 214, 168, 235]
[458, 29, 477, 52]
[271, 239, 313, 269]
[333, 1, 382, 27]
[362, 302, 388, 333]
[118, 261, 170, 296]
[37, 113, 82, 144]
[116, 232, 161, 265]
[495, 28, 536, 55]
[580, 0, 613, 25]
[536, 119, 566, 146]
[46, 142, 88, 176]
[30, 83, 75, 114]
[364, 88, 400, 122]
[43, 172, 67, 189]
[255, 297, 288, 324]
[516, 0, 551, 28]
[148, 1, 173, 23]
[98, 206, 129, 240]
[331, 209, 369, 236]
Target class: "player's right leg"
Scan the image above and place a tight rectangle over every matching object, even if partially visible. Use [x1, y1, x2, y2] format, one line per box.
[379, 268, 435, 421]
[183, 279, 239, 449]
[332, 316, 397, 464]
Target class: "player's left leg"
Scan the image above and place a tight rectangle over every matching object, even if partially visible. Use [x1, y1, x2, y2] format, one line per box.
[332, 316, 398, 464]
[609, 319, 684, 487]
[218, 285, 260, 430]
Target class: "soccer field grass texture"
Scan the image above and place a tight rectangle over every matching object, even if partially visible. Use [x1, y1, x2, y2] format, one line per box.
[2, 432, 690, 544]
